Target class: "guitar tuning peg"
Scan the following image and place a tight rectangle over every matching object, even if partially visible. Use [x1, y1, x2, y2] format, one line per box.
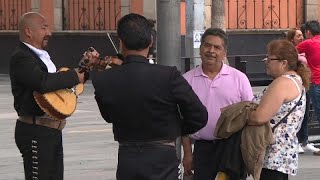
[88, 47, 95, 52]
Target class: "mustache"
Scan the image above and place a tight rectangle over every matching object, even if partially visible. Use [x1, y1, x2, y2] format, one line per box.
[204, 53, 216, 58]
[43, 36, 50, 40]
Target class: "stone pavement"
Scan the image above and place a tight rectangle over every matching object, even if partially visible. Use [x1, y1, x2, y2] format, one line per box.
[1, 74, 320, 180]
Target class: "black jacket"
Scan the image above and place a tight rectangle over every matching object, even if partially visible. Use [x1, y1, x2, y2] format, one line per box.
[214, 130, 247, 180]
[9, 42, 80, 116]
[92, 55, 208, 142]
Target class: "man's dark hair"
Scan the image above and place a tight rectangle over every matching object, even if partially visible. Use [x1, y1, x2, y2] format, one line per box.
[201, 28, 228, 50]
[305, 20, 320, 36]
[147, 19, 156, 28]
[117, 13, 152, 50]
[300, 23, 306, 39]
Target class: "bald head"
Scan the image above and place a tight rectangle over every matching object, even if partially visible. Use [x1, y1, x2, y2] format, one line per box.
[18, 12, 51, 49]
[19, 12, 44, 35]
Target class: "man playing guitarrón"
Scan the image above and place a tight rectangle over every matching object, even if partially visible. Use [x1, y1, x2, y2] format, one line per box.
[9, 12, 86, 180]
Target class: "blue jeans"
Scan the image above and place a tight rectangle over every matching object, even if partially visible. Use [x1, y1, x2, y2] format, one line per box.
[298, 91, 310, 145]
[310, 83, 320, 125]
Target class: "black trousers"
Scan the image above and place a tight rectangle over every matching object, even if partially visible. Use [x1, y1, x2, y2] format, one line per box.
[116, 143, 179, 180]
[15, 120, 64, 180]
[260, 168, 288, 180]
[193, 140, 218, 180]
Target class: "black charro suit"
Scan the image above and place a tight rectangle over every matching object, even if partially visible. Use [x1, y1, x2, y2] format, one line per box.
[10, 42, 79, 117]
[92, 55, 208, 180]
[9, 42, 80, 180]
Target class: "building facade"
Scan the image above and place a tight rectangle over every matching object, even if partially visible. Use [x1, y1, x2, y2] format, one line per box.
[1, 0, 320, 74]
[2, 0, 319, 31]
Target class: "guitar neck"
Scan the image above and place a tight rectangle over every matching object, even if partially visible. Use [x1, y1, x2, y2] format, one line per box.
[79, 55, 123, 73]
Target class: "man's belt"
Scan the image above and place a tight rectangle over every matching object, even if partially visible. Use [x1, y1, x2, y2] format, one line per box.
[18, 116, 66, 130]
[119, 140, 175, 147]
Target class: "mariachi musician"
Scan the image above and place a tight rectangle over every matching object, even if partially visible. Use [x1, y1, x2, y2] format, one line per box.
[9, 12, 87, 180]
[90, 13, 208, 180]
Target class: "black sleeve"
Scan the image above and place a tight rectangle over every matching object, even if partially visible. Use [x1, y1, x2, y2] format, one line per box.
[11, 52, 79, 93]
[92, 72, 112, 123]
[170, 67, 208, 136]
[94, 94, 112, 123]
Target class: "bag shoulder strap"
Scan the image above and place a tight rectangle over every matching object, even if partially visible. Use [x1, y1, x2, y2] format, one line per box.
[272, 91, 303, 132]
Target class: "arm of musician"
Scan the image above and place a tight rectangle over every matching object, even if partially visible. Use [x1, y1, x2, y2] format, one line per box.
[94, 94, 112, 123]
[76, 71, 85, 84]
[91, 71, 113, 123]
[76, 70, 90, 84]
[11, 52, 80, 93]
[169, 67, 208, 135]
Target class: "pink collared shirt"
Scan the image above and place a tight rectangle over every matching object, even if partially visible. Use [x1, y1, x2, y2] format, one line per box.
[183, 64, 254, 140]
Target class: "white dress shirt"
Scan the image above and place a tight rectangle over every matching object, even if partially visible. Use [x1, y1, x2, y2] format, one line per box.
[23, 42, 57, 73]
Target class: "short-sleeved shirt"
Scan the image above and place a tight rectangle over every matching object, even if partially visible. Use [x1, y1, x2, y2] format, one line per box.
[183, 64, 253, 140]
[296, 35, 320, 84]
[252, 74, 306, 175]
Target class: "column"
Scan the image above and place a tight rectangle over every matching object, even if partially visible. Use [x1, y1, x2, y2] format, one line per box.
[305, 0, 319, 21]
[31, 0, 40, 12]
[143, 0, 156, 19]
[157, 0, 181, 70]
[193, 0, 205, 67]
[39, 0, 54, 31]
[54, 0, 63, 30]
[121, 0, 130, 17]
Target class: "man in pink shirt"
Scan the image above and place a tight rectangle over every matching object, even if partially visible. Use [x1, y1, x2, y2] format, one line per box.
[296, 20, 320, 155]
[181, 28, 253, 179]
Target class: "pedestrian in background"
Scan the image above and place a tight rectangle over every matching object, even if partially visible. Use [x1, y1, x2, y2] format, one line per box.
[296, 20, 320, 156]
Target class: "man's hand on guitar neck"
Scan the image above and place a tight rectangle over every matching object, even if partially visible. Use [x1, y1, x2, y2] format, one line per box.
[76, 47, 101, 83]
[79, 47, 101, 69]
[76, 71, 86, 83]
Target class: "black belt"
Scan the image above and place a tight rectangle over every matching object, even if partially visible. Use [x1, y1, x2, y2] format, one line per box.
[119, 140, 175, 147]
[196, 139, 217, 144]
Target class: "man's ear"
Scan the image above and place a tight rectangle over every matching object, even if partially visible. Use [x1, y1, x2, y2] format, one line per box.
[119, 39, 123, 51]
[282, 59, 289, 67]
[25, 27, 32, 38]
[149, 35, 153, 48]
[306, 30, 312, 37]
[119, 39, 128, 55]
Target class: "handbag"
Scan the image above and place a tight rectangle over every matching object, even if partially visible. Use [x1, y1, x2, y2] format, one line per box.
[272, 91, 303, 132]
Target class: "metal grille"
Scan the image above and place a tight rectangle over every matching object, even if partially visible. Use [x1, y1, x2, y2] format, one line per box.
[0, 0, 30, 30]
[63, 0, 121, 30]
[226, 0, 304, 29]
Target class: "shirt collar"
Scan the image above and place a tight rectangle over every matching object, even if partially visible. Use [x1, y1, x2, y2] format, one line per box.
[22, 42, 50, 58]
[194, 63, 231, 77]
[123, 55, 149, 64]
[313, 35, 320, 39]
